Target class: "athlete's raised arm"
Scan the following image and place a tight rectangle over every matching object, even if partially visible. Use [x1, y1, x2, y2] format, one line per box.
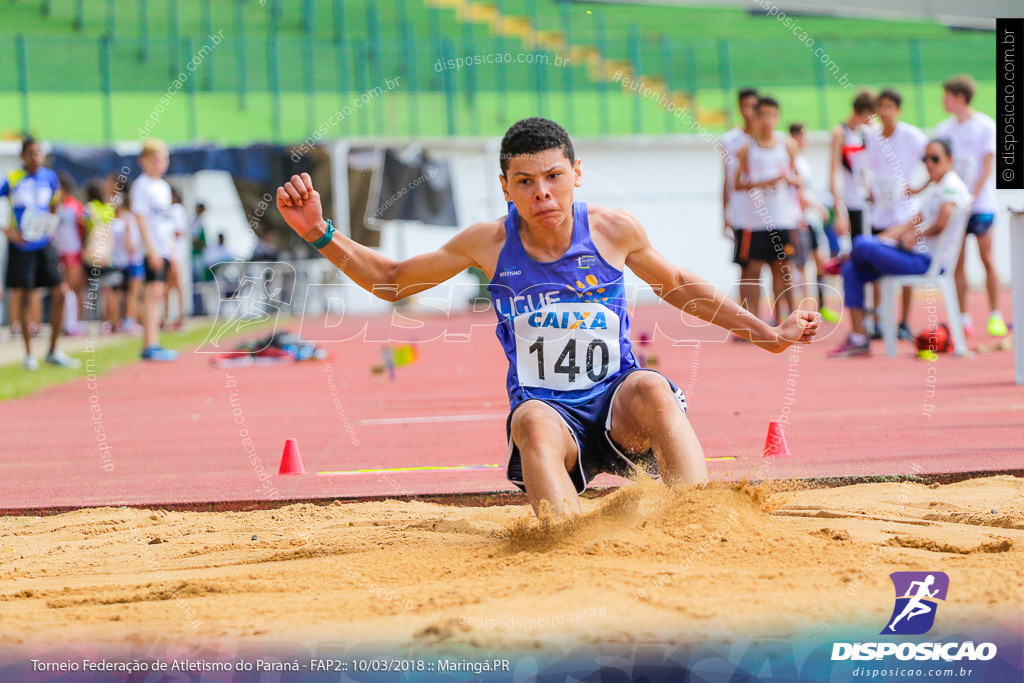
[277, 173, 495, 302]
[610, 209, 819, 353]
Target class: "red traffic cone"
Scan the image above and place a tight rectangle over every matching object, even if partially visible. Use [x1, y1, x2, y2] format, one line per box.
[278, 438, 306, 474]
[763, 421, 791, 458]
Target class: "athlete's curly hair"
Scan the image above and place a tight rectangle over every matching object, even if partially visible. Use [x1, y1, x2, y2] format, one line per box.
[499, 117, 575, 177]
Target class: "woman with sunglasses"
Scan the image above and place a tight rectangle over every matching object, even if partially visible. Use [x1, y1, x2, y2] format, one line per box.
[829, 139, 972, 358]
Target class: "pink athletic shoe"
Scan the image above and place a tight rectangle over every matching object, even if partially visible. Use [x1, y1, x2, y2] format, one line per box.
[828, 334, 871, 358]
[823, 256, 848, 276]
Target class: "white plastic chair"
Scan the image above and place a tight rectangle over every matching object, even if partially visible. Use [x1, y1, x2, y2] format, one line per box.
[880, 204, 972, 357]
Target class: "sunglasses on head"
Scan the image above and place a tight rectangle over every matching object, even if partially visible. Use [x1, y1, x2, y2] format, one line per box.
[922, 155, 943, 163]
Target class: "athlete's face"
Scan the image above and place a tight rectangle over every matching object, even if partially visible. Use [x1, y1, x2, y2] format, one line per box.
[922, 142, 952, 182]
[500, 148, 582, 228]
[877, 98, 900, 127]
[141, 149, 170, 177]
[21, 143, 44, 174]
[756, 105, 778, 136]
[739, 95, 758, 125]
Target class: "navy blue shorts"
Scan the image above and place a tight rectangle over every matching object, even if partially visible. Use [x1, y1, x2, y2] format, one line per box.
[505, 368, 688, 495]
[823, 223, 840, 258]
[966, 213, 994, 237]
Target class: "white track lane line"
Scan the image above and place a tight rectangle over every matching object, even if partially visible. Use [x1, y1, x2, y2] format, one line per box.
[359, 413, 507, 425]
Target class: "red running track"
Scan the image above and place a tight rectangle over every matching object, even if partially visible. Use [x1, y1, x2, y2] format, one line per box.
[1, 296, 1021, 512]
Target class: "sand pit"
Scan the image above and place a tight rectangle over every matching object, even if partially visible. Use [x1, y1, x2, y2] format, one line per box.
[1, 476, 1022, 653]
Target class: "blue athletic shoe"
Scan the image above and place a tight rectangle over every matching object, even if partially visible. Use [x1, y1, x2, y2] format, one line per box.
[141, 345, 178, 361]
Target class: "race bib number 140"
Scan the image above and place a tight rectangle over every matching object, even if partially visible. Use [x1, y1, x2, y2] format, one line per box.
[514, 303, 621, 391]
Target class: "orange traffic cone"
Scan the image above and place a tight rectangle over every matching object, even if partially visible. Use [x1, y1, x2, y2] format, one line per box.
[278, 438, 306, 474]
[763, 421, 791, 458]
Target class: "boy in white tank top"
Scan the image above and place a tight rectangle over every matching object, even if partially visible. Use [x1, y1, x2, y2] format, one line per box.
[734, 96, 802, 322]
[721, 88, 759, 238]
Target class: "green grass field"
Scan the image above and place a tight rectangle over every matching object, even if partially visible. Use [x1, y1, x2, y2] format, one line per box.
[0, 315, 301, 401]
[0, 324, 215, 402]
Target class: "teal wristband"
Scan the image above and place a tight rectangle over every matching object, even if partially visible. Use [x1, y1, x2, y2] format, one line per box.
[309, 219, 335, 249]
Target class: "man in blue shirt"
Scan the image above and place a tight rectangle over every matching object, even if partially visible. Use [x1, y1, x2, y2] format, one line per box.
[2, 137, 81, 370]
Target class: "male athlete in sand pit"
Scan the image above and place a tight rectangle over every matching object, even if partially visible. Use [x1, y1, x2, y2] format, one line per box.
[276, 118, 820, 518]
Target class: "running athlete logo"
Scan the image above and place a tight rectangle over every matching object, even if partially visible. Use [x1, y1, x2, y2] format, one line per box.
[576, 255, 596, 269]
[881, 572, 949, 635]
[197, 263, 293, 353]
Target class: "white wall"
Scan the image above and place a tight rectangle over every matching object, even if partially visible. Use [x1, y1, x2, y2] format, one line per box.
[2, 136, 1020, 320]
[179, 170, 253, 260]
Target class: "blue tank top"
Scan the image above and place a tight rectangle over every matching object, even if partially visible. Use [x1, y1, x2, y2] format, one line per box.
[488, 201, 638, 409]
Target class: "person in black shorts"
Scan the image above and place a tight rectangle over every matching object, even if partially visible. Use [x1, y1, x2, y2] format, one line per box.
[732, 229, 793, 270]
[129, 139, 178, 361]
[1, 137, 80, 370]
[734, 97, 801, 321]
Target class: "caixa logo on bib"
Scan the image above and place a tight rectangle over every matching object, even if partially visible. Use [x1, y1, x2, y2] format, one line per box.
[882, 571, 948, 635]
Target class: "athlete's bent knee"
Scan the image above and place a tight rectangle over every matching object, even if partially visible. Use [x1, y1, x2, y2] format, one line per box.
[619, 372, 675, 418]
[510, 405, 563, 448]
[628, 371, 672, 399]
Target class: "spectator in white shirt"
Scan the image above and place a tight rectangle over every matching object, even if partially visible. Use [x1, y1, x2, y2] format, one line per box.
[129, 138, 178, 361]
[934, 74, 1004, 337]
